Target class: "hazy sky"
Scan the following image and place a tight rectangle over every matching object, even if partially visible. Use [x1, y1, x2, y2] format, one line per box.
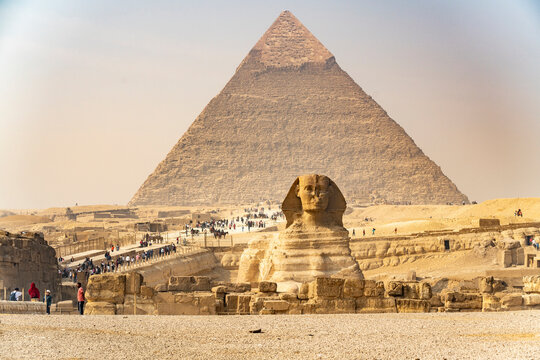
[0, 0, 539, 209]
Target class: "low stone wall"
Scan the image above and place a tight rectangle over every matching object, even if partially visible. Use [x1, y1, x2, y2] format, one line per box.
[0, 300, 46, 314]
[84, 272, 540, 315]
[134, 250, 219, 286]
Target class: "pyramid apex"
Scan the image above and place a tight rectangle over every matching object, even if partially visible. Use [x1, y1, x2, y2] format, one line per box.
[240, 11, 334, 68]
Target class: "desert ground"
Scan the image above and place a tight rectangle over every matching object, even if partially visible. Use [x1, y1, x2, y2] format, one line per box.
[1, 312, 539, 359]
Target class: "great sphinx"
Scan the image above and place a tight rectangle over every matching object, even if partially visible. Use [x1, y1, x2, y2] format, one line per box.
[237, 174, 363, 290]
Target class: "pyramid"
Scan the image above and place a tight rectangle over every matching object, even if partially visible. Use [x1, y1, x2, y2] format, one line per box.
[130, 11, 468, 206]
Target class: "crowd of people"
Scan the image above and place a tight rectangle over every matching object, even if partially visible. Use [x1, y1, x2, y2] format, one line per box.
[184, 210, 284, 236]
[60, 244, 178, 282]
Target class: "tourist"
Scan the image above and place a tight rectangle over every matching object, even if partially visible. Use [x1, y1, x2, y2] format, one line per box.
[363, 229, 365, 236]
[372, 228, 376, 235]
[352, 229, 355, 236]
[394, 228, 397, 235]
[28, 282, 40, 301]
[9, 288, 22, 301]
[44, 290, 52, 315]
[77, 282, 85, 315]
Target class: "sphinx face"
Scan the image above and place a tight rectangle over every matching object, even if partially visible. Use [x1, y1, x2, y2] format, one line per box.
[296, 175, 330, 211]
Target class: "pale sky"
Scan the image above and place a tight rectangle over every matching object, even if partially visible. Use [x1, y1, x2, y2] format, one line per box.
[0, 0, 539, 209]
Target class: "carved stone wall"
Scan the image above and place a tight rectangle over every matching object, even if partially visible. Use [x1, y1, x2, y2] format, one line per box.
[0, 230, 59, 299]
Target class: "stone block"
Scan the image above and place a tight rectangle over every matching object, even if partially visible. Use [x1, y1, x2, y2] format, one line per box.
[312, 299, 355, 314]
[363, 280, 385, 297]
[213, 282, 251, 293]
[215, 298, 225, 313]
[523, 294, 540, 306]
[516, 247, 525, 265]
[258, 281, 277, 293]
[0, 300, 46, 314]
[84, 301, 116, 315]
[225, 294, 239, 312]
[156, 303, 190, 315]
[123, 295, 157, 315]
[279, 293, 298, 301]
[168, 276, 212, 292]
[153, 291, 175, 304]
[310, 277, 344, 299]
[86, 274, 126, 304]
[343, 279, 365, 298]
[400, 282, 430, 299]
[287, 301, 304, 315]
[479, 277, 493, 293]
[211, 286, 227, 294]
[479, 276, 506, 294]
[444, 292, 482, 311]
[523, 276, 540, 293]
[396, 299, 430, 313]
[499, 250, 512, 268]
[140, 285, 155, 299]
[263, 300, 289, 312]
[356, 297, 396, 313]
[237, 295, 252, 314]
[430, 295, 443, 308]
[386, 282, 403, 297]
[249, 296, 266, 314]
[500, 293, 523, 309]
[56, 300, 74, 311]
[158, 292, 216, 315]
[420, 283, 432, 300]
[125, 272, 143, 295]
[482, 294, 501, 312]
[298, 283, 309, 300]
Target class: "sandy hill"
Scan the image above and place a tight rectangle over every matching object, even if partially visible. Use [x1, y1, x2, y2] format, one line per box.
[0, 215, 51, 227]
[344, 198, 540, 235]
[130, 10, 467, 207]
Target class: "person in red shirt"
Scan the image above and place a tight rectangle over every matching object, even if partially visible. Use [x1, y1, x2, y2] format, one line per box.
[28, 282, 40, 301]
[76, 282, 85, 315]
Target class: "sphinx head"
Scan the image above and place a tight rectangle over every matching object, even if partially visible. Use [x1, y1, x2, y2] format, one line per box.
[295, 175, 330, 211]
[282, 174, 346, 228]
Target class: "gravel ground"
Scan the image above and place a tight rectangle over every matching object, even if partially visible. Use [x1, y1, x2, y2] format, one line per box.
[1, 311, 540, 359]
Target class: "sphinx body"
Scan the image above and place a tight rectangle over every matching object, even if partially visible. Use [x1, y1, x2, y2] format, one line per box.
[237, 174, 363, 287]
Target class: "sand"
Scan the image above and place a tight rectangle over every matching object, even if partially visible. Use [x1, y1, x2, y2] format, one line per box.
[344, 197, 540, 236]
[1, 312, 540, 359]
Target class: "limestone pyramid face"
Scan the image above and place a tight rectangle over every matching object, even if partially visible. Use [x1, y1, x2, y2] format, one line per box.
[130, 11, 468, 206]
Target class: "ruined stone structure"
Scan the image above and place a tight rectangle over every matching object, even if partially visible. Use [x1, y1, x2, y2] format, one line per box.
[83, 272, 540, 315]
[0, 230, 59, 299]
[238, 175, 362, 285]
[130, 11, 468, 206]
[349, 225, 539, 271]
